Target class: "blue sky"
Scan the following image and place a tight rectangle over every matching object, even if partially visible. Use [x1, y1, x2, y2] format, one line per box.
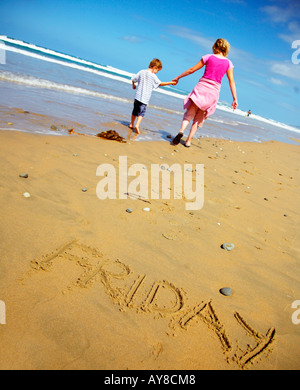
[1, 0, 300, 126]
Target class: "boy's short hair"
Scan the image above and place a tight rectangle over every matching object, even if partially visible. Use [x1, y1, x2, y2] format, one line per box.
[149, 58, 162, 69]
[212, 38, 230, 57]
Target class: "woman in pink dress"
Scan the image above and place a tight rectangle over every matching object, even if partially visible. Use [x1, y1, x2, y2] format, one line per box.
[172, 38, 238, 147]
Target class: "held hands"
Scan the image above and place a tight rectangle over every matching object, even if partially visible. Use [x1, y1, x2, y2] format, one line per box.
[172, 77, 179, 86]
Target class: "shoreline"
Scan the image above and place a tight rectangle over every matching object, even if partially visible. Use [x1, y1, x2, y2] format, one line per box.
[1, 104, 300, 145]
[1, 125, 300, 146]
[0, 129, 299, 370]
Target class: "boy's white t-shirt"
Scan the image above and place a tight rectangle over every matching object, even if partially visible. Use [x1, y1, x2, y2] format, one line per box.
[131, 69, 161, 104]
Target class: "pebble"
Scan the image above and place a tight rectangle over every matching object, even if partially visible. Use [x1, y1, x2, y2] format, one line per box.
[23, 192, 31, 198]
[143, 207, 150, 212]
[126, 208, 133, 213]
[19, 173, 28, 178]
[221, 242, 235, 251]
[220, 287, 232, 296]
[81, 188, 88, 192]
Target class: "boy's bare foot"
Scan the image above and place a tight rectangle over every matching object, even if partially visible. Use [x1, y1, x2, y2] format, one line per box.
[128, 124, 134, 129]
[134, 126, 140, 134]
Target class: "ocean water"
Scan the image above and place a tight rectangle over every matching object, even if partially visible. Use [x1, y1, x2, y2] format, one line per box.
[1, 36, 300, 144]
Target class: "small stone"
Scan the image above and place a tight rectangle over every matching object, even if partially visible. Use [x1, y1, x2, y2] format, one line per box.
[23, 192, 31, 198]
[284, 214, 288, 217]
[143, 207, 150, 212]
[220, 287, 232, 296]
[264, 197, 268, 201]
[221, 242, 235, 251]
[50, 125, 58, 131]
[162, 232, 175, 240]
[126, 208, 133, 213]
[19, 173, 28, 178]
[73, 153, 78, 157]
[81, 188, 88, 192]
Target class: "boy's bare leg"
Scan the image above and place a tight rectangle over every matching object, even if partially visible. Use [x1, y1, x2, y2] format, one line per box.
[135, 116, 143, 134]
[129, 115, 136, 129]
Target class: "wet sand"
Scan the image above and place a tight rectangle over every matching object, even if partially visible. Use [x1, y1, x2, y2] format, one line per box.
[0, 128, 299, 370]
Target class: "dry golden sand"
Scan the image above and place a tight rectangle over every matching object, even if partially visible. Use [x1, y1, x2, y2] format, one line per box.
[0, 129, 299, 370]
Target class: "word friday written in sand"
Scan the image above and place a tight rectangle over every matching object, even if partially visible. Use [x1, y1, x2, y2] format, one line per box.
[30, 240, 276, 369]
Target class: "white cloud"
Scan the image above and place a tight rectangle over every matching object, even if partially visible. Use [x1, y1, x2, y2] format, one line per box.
[166, 26, 213, 52]
[167, 25, 255, 64]
[271, 62, 300, 81]
[261, 5, 294, 23]
[269, 77, 286, 86]
[279, 21, 300, 44]
[260, 2, 300, 44]
[121, 36, 141, 43]
[261, 1, 300, 22]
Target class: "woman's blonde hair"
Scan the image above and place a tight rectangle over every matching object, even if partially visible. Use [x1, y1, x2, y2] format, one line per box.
[212, 38, 230, 57]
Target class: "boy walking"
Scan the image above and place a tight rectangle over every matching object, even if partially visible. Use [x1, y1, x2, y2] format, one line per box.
[130, 59, 176, 134]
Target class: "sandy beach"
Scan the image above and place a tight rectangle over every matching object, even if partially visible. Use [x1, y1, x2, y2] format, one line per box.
[0, 128, 299, 370]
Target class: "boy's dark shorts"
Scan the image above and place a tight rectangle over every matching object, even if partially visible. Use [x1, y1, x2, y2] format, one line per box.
[132, 99, 147, 117]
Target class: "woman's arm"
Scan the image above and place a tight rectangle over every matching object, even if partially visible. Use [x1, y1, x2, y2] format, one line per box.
[226, 68, 238, 110]
[172, 59, 205, 84]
